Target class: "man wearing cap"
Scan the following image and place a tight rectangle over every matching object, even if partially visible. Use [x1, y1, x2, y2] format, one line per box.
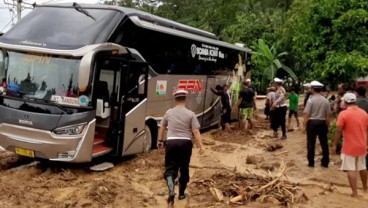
[158, 90, 204, 205]
[332, 92, 368, 197]
[246, 78, 257, 95]
[271, 78, 287, 140]
[304, 81, 331, 168]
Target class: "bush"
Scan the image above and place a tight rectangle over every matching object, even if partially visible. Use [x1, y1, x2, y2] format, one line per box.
[328, 121, 342, 153]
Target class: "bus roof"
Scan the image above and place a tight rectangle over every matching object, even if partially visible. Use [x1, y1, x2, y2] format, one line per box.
[37, 3, 250, 53]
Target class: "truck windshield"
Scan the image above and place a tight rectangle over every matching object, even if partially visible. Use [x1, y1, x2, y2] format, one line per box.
[2, 6, 122, 48]
[3, 51, 91, 107]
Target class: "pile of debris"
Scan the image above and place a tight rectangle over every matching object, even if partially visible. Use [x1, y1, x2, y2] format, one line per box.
[190, 162, 308, 207]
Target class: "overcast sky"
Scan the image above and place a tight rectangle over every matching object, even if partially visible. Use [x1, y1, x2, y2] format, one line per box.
[0, 0, 99, 33]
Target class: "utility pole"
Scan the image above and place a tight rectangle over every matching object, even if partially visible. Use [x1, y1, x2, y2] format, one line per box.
[16, 0, 22, 22]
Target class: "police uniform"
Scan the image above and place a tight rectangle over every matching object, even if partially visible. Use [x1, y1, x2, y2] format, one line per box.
[272, 78, 287, 139]
[304, 81, 331, 167]
[159, 90, 201, 204]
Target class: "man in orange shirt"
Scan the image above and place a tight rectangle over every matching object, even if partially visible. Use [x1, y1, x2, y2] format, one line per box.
[333, 92, 368, 197]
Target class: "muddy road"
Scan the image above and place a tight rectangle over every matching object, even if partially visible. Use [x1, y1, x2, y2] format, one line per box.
[0, 103, 367, 207]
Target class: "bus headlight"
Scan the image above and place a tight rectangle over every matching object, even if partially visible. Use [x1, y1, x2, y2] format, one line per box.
[53, 123, 86, 135]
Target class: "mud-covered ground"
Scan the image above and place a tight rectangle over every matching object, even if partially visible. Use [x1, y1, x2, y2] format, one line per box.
[0, 100, 367, 208]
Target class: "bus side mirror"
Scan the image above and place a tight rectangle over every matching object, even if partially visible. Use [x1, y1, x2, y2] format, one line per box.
[96, 99, 111, 119]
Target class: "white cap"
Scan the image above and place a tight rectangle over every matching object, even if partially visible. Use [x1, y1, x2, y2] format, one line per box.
[245, 78, 251, 82]
[173, 90, 188, 97]
[273, 78, 283, 83]
[343, 92, 357, 103]
[303, 83, 311, 88]
[310, 80, 324, 87]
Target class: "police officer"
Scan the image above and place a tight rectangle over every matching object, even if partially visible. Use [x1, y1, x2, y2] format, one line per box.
[157, 90, 204, 206]
[271, 78, 287, 140]
[303, 81, 331, 168]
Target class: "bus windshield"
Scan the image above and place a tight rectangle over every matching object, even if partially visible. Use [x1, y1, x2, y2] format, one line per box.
[2, 6, 122, 48]
[3, 51, 91, 107]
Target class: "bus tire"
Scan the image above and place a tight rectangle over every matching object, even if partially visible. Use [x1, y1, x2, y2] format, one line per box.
[142, 125, 153, 153]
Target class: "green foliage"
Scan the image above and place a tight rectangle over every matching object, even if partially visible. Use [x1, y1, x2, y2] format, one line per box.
[288, 0, 368, 87]
[105, 0, 368, 91]
[328, 122, 337, 143]
[328, 121, 342, 153]
[251, 39, 296, 92]
[220, 0, 287, 47]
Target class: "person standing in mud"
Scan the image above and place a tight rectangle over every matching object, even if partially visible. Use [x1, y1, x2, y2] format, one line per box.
[332, 92, 368, 197]
[287, 88, 300, 130]
[211, 84, 232, 133]
[264, 86, 272, 120]
[303, 81, 331, 168]
[157, 90, 204, 206]
[267, 86, 277, 130]
[234, 81, 256, 132]
[271, 78, 287, 140]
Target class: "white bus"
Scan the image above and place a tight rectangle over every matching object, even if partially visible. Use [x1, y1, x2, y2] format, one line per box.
[0, 3, 251, 163]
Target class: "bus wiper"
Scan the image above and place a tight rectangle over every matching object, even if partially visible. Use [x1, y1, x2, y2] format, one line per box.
[72, 2, 96, 21]
[49, 101, 74, 115]
[26, 97, 73, 114]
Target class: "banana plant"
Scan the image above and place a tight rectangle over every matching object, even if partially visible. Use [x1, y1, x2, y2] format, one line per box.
[251, 39, 297, 82]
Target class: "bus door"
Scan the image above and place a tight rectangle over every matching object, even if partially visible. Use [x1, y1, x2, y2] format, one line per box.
[201, 75, 220, 127]
[115, 59, 149, 156]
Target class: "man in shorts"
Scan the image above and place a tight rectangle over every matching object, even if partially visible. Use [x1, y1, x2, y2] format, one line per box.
[332, 92, 368, 197]
[234, 81, 255, 131]
[287, 88, 300, 130]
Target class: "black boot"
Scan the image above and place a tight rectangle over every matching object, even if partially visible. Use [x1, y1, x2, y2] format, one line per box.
[178, 182, 187, 200]
[166, 176, 175, 205]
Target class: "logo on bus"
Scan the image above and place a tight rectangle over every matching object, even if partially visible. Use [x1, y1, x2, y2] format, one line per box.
[19, 115, 33, 126]
[177, 80, 203, 93]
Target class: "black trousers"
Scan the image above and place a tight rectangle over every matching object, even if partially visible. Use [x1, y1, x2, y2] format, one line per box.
[272, 106, 287, 135]
[307, 120, 329, 167]
[164, 139, 193, 185]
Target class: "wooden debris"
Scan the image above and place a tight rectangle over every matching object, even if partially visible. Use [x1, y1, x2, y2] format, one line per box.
[189, 164, 235, 172]
[190, 161, 306, 206]
[273, 150, 289, 156]
[209, 187, 224, 202]
[229, 193, 245, 203]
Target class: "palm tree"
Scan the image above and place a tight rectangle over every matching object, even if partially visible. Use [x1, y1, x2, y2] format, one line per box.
[251, 39, 297, 83]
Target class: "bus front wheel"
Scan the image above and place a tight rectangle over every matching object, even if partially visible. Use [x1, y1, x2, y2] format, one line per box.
[142, 125, 152, 153]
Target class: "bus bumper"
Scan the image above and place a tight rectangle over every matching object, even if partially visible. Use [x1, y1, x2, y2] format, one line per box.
[0, 120, 96, 163]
